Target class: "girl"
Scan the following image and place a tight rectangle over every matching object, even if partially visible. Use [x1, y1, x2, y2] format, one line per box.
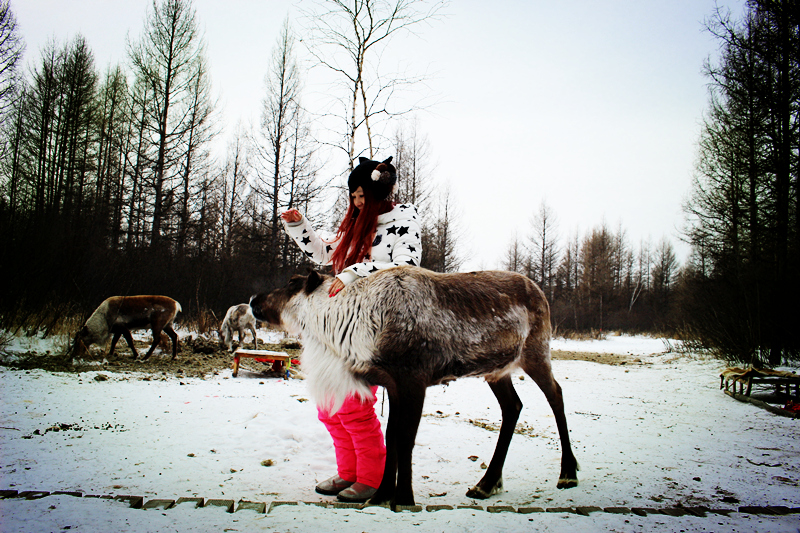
[280, 156, 422, 502]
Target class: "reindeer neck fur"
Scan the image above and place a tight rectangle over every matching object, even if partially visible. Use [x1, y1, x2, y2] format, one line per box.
[282, 277, 377, 414]
[85, 300, 113, 344]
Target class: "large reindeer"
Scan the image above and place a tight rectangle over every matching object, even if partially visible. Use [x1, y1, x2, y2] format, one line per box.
[250, 266, 578, 510]
[72, 296, 181, 360]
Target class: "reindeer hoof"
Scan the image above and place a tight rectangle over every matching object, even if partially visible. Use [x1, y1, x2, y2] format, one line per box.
[466, 477, 503, 499]
[557, 477, 578, 489]
[368, 489, 393, 506]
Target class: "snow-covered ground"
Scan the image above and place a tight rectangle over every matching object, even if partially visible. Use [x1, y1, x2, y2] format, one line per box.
[551, 333, 674, 355]
[1, 333, 798, 532]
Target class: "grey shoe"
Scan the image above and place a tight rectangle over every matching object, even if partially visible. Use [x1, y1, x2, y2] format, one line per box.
[336, 482, 377, 503]
[315, 475, 354, 496]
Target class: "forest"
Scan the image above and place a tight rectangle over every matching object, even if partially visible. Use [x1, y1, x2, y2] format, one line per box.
[0, 0, 797, 367]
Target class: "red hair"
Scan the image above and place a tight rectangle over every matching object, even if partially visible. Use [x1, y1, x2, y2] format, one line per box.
[330, 188, 393, 274]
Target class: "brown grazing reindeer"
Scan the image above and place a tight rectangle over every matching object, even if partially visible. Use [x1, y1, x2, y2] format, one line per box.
[249, 266, 578, 510]
[72, 296, 181, 360]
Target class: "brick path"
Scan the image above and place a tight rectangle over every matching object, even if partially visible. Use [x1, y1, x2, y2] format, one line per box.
[2, 489, 798, 517]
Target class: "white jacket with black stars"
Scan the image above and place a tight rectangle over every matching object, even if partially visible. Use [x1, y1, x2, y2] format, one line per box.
[283, 204, 422, 286]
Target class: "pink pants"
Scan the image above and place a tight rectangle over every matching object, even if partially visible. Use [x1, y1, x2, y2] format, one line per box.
[317, 386, 386, 489]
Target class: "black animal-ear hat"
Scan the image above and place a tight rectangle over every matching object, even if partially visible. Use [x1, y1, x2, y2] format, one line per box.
[348, 156, 397, 201]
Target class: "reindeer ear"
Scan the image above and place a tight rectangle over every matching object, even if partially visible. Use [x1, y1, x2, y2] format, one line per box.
[305, 270, 324, 294]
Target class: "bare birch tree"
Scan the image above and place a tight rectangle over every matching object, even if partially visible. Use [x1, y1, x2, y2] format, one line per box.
[220, 128, 250, 261]
[94, 65, 130, 247]
[251, 18, 326, 270]
[125, 75, 156, 251]
[301, 0, 446, 168]
[629, 238, 651, 313]
[176, 56, 215, 257]
[252, 18, 302, 268]
[127, 0, 206, 249]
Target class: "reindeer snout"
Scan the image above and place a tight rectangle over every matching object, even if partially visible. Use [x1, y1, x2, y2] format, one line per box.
[249, 293, 280, 325]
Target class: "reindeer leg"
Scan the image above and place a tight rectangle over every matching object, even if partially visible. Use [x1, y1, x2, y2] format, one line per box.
[164, 325, 179, 359]
[108, 330, 122, 357]
[370, 394, 399, 506]
[384, 379, 426, 510]
[142, 328, 161, 361]
[525, 361, 579, 489]
[123, 330, 139, 359]
[112, 326, 139, 359]
[250, 326, 258, 349]
[223, 328, 232, 352]
[467, 375, 521, 499]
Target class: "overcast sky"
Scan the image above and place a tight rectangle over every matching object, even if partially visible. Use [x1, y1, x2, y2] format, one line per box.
[14, 0, 746, 271]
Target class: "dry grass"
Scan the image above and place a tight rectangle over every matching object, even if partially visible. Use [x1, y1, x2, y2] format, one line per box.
[0, 329, 13, 352]
[0, 304, 84, 355]
[2, 305, 70, 337]
[179, 308, 220, 335]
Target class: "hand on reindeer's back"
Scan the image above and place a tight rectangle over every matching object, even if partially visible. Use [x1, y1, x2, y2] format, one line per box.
[328, 278, 345, 297]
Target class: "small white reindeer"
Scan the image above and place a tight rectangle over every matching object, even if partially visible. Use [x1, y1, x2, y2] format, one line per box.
[220, 304, 259, 352]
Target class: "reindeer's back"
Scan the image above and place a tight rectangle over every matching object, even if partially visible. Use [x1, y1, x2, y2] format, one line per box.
[108, 295, 180, 324]
[366, 266, 547, 318]
[227, 303, 251, 323]
[364, 267, 550, 380]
